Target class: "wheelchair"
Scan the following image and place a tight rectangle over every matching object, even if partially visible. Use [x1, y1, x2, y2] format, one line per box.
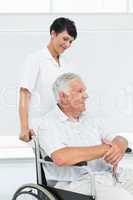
[12, 136, 96, 200]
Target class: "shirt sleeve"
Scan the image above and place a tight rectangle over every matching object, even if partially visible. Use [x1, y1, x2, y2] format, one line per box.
[38, 119, 66, 157]
[19, 54, 40, 93]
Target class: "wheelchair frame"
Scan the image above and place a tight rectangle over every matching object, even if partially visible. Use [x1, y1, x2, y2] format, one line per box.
[12, 136, 96, 200]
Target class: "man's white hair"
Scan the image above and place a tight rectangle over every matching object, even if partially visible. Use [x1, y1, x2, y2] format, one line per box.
[53, 72, 81, 103]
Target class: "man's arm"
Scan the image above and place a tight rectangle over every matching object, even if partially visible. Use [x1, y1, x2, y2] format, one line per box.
[19, 88, 34, 142]
[103, 136, 128, 167]
[51, 144, 110, 166]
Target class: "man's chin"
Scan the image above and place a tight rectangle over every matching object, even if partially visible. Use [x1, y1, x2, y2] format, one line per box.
[81, 106, 86, 112]
[82, 108, 86, 112]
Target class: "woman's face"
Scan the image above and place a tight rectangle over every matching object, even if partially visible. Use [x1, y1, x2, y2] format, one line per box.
[51, 30, 74, 55]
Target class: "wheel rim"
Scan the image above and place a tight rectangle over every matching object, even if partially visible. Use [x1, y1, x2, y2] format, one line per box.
[12, 184, 57, 200]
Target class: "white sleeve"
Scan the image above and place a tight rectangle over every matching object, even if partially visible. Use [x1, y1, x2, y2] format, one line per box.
[38, 120, 66, 157]
[19, 54, 40, 93]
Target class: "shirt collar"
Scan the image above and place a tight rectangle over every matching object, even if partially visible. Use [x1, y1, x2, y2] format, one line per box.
[54, 105, 86, 123]
[43, 46, 63, 67]
[55, 105, 69, 122]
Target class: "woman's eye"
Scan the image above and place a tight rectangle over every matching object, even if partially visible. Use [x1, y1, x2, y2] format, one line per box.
[63, 38, 68, 41]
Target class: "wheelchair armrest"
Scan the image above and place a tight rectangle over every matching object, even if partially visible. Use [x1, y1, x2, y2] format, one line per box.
[44, 156, 53, 162]
[44, 156, 87, 166]
[32, 135, 87, 167]
[74, 161, 87, 166]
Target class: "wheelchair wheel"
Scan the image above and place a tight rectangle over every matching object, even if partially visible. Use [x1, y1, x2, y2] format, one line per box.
[12, 183, 58, 200]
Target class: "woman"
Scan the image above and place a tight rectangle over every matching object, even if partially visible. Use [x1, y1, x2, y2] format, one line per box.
[19, 17, 77, 142]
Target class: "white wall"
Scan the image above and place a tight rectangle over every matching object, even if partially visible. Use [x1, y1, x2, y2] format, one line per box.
[1, 14, 133, 135]
[0, 136, 35, 200]
[0, 158, 35, 200]
[0, 0, 129, 13]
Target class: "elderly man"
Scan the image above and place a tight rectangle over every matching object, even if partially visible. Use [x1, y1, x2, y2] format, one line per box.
[38, 73, 133, 200]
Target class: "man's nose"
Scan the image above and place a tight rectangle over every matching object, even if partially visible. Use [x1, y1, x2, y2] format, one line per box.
[83, 92, 88, 99]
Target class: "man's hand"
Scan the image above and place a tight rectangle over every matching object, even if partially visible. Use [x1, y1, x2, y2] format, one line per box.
[102, 139, 124, 167]
[19, 128, 35, 142]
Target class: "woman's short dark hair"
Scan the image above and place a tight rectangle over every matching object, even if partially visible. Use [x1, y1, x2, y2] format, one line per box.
[50, 17, 77, 40]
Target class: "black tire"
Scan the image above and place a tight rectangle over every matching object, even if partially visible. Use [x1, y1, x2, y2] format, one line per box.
[12, 183, 58, 200]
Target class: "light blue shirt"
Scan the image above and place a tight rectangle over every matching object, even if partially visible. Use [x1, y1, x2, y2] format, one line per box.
[38, 105, 116, 181]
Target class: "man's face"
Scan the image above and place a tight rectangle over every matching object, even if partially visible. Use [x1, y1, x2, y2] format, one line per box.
[66, 79, 88, 113]
[51, 30, 74, 55]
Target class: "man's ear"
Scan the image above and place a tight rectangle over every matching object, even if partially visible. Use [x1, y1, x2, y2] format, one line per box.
[59, 91, 68, 105]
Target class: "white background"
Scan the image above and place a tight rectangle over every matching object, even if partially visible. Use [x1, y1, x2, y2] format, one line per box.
[0, 0, 130, 13]
[0, 4, 133, 199]
[0, 14, 133, 135]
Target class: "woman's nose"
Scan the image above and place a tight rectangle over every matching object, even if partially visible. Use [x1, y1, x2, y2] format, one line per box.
[66, 41, 71, 48]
